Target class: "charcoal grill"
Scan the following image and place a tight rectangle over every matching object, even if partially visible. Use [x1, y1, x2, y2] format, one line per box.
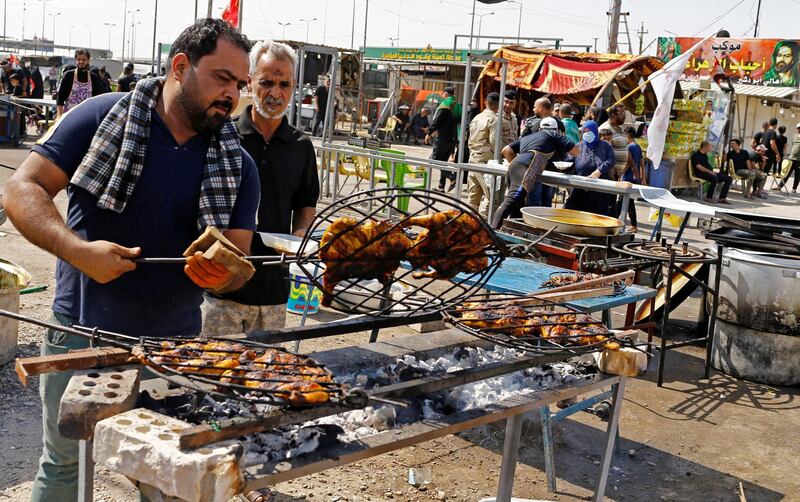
[1, 309, 364, 408]
[442, 293, 637, 356]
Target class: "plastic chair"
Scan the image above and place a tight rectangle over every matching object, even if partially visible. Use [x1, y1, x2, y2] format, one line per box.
[377, 116, 398, 142]
[330, 156, 359, 195]
[687, 159, 710, 200]
[728, 159, 748, 194]
[354, 155, 388, 188]
[769, 159, 792, 192]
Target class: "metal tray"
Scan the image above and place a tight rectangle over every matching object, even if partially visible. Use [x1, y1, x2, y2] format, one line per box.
[521, 207, 623, 237]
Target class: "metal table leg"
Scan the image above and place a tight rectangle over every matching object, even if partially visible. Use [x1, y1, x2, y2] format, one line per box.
[495, 414, 523, 502]
[540, 405, 557, 493]
[78, 439, 94, 502]
[593, 378, 626, 502]
[649, 208, 665, 241]
[673, 211, 691, 243]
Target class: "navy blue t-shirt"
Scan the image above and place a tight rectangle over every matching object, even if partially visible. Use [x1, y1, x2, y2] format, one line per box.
[509, 130, 575, 166]
[32, 93, 260, 337]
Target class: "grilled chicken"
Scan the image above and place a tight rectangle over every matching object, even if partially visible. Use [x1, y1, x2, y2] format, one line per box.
[318, 217, 414, 306]
[143, 341, 337, 404]
[540, 272, 602, 289]
[404, 210, 493, 279]
[454, 304, 616, 348]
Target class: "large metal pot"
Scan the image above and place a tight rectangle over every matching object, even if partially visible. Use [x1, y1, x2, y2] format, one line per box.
[712, 318, 800, 386]
[710, 248, 800, 335]
[520, 207, 622, 237]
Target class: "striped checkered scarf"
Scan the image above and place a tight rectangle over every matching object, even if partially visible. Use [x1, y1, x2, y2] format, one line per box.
[70, 77, 242, 230]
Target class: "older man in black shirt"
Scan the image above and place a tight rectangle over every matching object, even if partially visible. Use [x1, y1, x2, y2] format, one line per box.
[202, 40, 319, 335]
[691, 140, 732, 203]
[727, 138, 766, 199]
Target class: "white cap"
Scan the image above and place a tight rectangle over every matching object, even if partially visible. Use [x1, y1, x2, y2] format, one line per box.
[796, 122, 800, 129]
[540, 117, 558, 130]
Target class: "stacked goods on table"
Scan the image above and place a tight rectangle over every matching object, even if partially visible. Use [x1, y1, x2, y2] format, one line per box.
[664, 99, 708, 158]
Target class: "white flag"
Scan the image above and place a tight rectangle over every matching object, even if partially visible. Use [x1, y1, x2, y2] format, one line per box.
[647, 35, 713, 169]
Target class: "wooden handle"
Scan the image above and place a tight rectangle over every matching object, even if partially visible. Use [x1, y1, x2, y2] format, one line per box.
[527, 270, 635, 297]
[15, 348, 136, 385]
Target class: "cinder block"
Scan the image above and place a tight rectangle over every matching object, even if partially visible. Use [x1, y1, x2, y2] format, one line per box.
[59, 367, 141, 440]
[408, 319, 447, 333]
[93, 408, 245, 502]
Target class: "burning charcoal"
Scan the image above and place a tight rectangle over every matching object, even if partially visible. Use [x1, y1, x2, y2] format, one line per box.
[394, 402, 422, 424]
[364, 405, 396, 431]
[315, 424, 345, 449]
[452, 346, 470, 360]
[421, 399, 442, 420]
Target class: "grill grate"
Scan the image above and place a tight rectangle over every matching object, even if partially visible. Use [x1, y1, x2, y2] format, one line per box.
[291, 188, 509, 317]
[442, 294, 631, 355]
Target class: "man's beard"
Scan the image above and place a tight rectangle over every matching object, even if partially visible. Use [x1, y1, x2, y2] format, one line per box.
[253, 95, 286, 120]
[775, 61, 791, 73]
[177, 73, 232, 135]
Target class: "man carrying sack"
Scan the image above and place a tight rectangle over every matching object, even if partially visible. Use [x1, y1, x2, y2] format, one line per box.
[2, 19, 259, 501]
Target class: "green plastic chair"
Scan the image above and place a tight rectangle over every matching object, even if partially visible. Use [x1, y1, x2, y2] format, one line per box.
[378, 148, 430, 213]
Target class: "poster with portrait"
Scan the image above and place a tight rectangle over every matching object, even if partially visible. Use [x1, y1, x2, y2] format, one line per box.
[340, 53, 360, 92]
[657, 37, 800, 87]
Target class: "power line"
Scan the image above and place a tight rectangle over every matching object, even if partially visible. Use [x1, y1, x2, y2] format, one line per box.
[691, 0, 747, 36]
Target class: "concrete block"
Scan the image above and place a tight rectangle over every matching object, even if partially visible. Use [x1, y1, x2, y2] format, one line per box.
[93, 408, 245, 502]
[58, 367, 141, 440]
[408, 319, 447, 333]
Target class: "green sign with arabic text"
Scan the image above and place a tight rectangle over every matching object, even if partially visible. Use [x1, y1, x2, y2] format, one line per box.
[363, 46, 469, 63]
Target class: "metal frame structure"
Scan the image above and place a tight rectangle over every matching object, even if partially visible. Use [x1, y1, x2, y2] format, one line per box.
[314, 143, 638, 228]
[453, 34, 563, 53]
[611, 242, 722, 387]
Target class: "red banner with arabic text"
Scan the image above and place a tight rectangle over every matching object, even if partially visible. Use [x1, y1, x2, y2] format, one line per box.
[658, 37, 800, 87]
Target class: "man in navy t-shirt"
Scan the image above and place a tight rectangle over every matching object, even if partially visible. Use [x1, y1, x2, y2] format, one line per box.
[3, 19, 259, 501]
[491, 117, 579, 228]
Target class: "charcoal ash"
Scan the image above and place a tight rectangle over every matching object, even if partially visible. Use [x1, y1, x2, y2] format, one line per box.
[140, 344, 597, 467]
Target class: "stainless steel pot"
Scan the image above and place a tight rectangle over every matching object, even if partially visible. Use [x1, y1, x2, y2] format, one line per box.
[711, 248, 800, 336]
[520, 207, 623, 237]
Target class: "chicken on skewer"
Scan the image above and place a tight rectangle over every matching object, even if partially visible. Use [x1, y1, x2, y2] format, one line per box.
[403, 210, 493, 279]
[140, 341, 338, 404]
[318, 217, 414, 306]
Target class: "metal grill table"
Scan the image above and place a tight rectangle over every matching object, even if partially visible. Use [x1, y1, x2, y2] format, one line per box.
[456, 257, 657, 328]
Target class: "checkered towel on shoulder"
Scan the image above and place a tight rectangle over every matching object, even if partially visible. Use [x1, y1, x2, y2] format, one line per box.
[70, 77, 242, 230]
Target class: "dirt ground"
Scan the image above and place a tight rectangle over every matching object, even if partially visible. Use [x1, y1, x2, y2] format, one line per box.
[1, 140, 799, 502]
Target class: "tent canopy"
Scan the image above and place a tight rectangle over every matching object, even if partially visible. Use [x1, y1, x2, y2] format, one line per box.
[478, 46, 664, 111]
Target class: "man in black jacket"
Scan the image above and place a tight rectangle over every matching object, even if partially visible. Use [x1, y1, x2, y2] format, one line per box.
[56, 49, 107, 118]
[427, 86, 459, 191]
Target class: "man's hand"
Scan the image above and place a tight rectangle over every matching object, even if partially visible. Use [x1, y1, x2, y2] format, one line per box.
[424, 134, 431, 144]
[184, 252, 233, 290]
[71, 240, 140, 284]
[588, 169, 602, 179]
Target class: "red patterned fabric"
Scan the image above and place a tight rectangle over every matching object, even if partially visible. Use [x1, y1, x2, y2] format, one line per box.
[532, 56, 629, 95]
[222, 0, 239, 28]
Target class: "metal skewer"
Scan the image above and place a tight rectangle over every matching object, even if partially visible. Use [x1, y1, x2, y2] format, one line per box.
[134, 255, 299, 265]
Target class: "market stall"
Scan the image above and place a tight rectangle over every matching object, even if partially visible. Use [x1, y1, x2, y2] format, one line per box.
[3, 188, 656, 502]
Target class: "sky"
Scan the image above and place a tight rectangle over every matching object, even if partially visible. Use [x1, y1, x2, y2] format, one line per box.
[2, 0, 798, 60]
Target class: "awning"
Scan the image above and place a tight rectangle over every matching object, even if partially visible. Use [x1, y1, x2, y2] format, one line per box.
[531, 56, 629, 95]
[679, 80, 798, 99]
[477, 47, 664, 109]
[481, 48, 545, 88]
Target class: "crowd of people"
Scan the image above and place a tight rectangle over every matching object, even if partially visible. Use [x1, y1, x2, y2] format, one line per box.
[417, 94, 646, 232]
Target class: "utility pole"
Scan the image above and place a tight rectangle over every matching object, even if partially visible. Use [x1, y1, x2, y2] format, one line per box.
[753, 0, 762, 37]
[122, 0, 127, 62]
[350, 0, 356, 48]
[207, 0, 212, 18]
[592, 37, 598, 52]
[637, 21, 648, 54]
[237, 0, 243, 31]
[151, 0, 158, 74]
[607, 0, 622, 53]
